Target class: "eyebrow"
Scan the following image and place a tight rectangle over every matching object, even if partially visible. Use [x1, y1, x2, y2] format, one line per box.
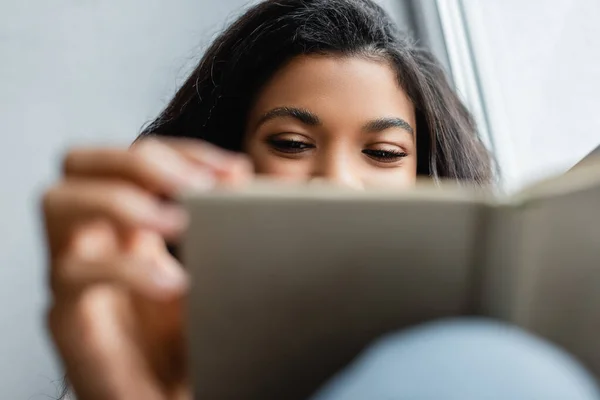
[256, 107, 321, 128]
[255, 106, 414, 135]
[363, 118, 414, 135]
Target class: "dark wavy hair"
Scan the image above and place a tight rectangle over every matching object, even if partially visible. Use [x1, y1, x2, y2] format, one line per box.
[138, 0, 493, 184]
[58, 0, 493, 398]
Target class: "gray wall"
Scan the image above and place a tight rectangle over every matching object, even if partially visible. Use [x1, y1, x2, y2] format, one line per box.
[0, 1, 409, 399]
[0, 2, 248, 399]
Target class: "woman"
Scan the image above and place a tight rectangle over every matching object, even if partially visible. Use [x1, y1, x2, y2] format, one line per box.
[43, 0, 598, 399]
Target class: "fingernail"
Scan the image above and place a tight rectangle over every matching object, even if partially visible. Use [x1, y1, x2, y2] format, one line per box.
[160, 205, 189, 231]
[184, 169, 217, 191]
[151, 257, 188, 291]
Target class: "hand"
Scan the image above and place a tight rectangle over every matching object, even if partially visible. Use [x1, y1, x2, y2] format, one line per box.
[43, 138, 253, 400]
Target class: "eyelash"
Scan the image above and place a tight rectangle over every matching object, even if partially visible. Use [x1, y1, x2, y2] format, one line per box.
[361, 149, 408, 163]
[267, 138, 315, 154]
[267, 138, 407, 163]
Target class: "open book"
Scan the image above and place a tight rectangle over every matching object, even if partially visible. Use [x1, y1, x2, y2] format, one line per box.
[182, 151, 600, 400]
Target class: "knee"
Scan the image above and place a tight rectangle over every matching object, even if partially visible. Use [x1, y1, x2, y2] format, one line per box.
[313, 318, 600, 400]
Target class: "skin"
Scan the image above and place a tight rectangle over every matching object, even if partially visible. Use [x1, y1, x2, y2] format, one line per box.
[246, 55, 417, 188]
[43, 55, 418, 400]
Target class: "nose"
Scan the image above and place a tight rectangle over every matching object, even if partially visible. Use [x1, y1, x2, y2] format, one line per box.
[310, 152, 363, 190]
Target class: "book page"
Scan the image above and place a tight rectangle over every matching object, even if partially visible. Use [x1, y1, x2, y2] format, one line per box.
[513, 157, 600, 202]
[500, 182, 600, 377]
[476, 203, 525, 320]
[182, 187, 487, 399]
[571, 144, 600, 170]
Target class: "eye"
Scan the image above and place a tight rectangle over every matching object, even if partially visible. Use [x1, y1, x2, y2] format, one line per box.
[362, 149, 408, 163]
[266, 137, 315, 154]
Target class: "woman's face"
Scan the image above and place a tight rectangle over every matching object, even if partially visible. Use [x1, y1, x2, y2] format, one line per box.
[245, 55, 417, 189]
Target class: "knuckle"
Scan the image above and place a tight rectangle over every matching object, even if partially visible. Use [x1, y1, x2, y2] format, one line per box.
[125, 149, 146, 167]
[102, 183, 153, 221]
[50, 255, 77, 294]
[124, 151, 152, 178]
[41, 185, 63, 216]
[103, 184, 137, 211]
[130, 137, 161, 155]
[129, 139, 169, 172]
[61, 148, 85, 175]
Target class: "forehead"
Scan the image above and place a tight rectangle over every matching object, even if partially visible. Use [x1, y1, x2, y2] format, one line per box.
[248, 54, 416, 128]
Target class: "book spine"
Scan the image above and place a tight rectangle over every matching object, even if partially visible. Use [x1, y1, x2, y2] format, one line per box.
[474, 203, 525, 321]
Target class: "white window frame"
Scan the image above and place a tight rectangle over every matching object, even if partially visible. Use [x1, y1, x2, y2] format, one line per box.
[412, 0, 521, 191]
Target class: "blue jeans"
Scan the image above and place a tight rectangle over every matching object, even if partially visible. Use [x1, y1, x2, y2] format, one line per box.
[311, 319, 600, 400]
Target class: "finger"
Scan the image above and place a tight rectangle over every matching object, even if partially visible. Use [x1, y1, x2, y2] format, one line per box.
[44, 179, 187, 233]
[42, 180, 187, 257]
[136, 138, 254, 187]
[219, 154, 254, 187]
[138, 136, 245, 171]
[52, 253, 187, 301]
[123, 228, 169, 255]
[63, 142, 217, 197]
[132, 295, 187, 388]
[48, 294, 168, 400]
